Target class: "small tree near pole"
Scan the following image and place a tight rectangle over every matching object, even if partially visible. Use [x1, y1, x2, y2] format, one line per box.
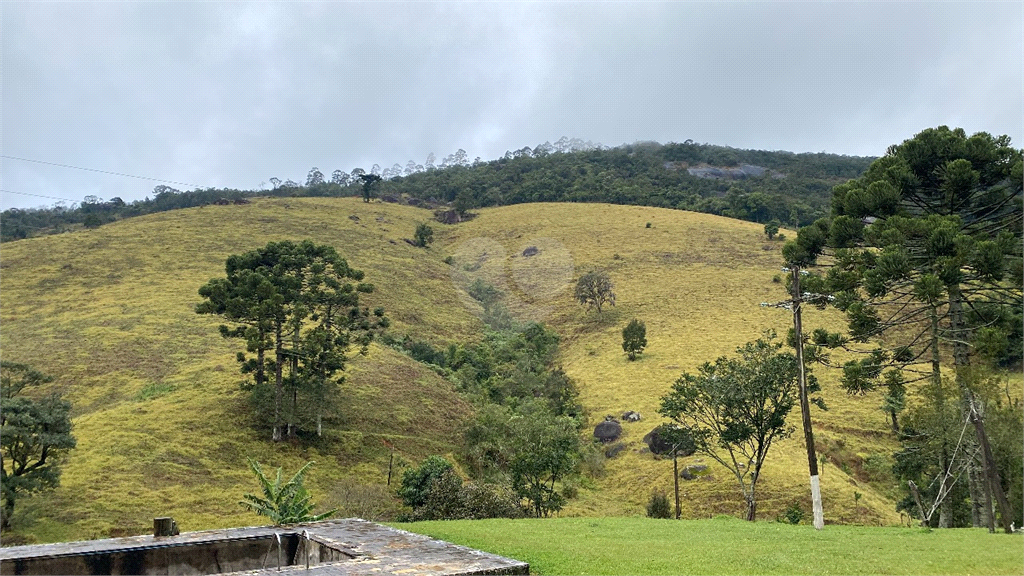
[659, 333, 801, 521]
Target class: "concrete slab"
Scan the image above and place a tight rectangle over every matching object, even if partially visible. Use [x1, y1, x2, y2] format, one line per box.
[0, 518, 528, 576]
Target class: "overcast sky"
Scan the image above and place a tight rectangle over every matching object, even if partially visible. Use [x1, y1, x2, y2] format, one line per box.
[2, 1, 1021, 210]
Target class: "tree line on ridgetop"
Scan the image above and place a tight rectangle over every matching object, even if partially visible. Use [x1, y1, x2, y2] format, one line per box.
[0, 139, 873, 242]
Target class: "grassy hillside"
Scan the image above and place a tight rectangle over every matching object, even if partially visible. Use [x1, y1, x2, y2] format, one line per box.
[442, 202, 901, 524]
[1, 197, 906, 543]
[0, 197, 481, 543]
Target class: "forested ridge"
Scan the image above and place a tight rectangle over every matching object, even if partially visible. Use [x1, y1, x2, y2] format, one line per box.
[0, 139, 874, 242]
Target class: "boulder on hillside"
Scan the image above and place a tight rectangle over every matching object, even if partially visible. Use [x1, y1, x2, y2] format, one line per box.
[680, 464, 708, 480]
[643, 424, 696, 457]
[435, 209, 461, 224]
[594, 419, 622, 443]
[604, 442, 627, 459]
[621, 411, 641, 422]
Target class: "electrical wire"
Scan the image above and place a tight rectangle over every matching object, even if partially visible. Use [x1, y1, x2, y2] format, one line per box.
[1, 155, 204, 189]
[0, 189, 79, 203]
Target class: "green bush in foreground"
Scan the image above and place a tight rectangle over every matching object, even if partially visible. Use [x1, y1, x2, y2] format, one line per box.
[399, 456, 454, 509]
[780, 500, 804, 525]
[414, 469, 524, 521]
[645, 491, 671, 519]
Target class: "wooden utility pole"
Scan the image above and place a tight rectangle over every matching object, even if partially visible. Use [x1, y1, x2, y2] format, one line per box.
[673, 450, 681, 520]
[791, 267, 824, 530]
[383, 438, 396, 486]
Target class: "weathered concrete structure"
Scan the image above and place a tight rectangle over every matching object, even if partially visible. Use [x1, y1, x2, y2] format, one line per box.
[0, 518, 528, 575]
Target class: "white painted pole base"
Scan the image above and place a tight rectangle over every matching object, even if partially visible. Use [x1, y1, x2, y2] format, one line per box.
[810, 474, 824, 530]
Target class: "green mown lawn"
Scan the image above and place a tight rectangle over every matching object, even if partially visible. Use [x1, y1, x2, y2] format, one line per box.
[394, 516, 1024, 575]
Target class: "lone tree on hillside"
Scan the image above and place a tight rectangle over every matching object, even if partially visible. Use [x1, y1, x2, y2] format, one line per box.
[764, 219, 781, 240]
[359, 173, 382, 202]
[659, 332, 817, 521]
[197, 240, 387, 442]
[414, 223, 434, 247]
[622, 319, 647, 360]
[1, 362, 76, 530]
[574, 271, 616, 313]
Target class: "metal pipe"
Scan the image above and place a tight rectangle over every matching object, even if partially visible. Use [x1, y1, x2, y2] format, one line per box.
[275, 532, 282, 571]
[302, 530, 311, 569]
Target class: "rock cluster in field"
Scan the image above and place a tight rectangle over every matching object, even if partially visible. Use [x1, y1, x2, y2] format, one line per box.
[680, 464, 708, 480]
[621, 410, 641, 422]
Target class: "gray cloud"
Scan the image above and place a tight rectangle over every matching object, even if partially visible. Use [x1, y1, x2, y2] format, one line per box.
[2, 1, 1021, 210]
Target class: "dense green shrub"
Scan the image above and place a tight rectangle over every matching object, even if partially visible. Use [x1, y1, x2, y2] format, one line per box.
[414, 223, 434, 247]
[414, 468, 464, 520]
[413, 469, 524, 520]
[781, 500, 804, 525]
[455, 481, 524, 520]
[399, 456, 454, 509]
[646, 491, 672, 519]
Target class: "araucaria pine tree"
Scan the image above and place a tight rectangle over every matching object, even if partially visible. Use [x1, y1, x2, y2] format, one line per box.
[197, 240, 387, 442]
[787, 126, 1022, 531]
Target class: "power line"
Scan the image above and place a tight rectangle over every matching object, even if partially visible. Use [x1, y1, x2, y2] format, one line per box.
[1, 155, 204, 189]
[0, 189, 79, 203]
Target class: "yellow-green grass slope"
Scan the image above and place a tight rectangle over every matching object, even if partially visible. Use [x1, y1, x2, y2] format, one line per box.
[0, 198, 480, 543]
[441, 202, 903, 525]
[2, 198, 902, 543]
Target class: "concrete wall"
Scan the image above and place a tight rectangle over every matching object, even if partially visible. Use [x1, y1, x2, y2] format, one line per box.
[4, 534, 302, 575]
